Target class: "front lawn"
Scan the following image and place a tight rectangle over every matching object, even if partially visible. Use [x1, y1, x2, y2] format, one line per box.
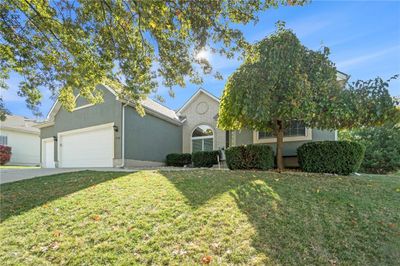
[1, 170, 399, 265]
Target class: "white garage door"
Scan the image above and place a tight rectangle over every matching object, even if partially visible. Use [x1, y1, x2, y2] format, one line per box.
[59, 124, 114, 167]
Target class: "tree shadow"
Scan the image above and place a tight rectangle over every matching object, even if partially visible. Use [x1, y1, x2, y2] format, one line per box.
[162, 170, 285, 263]
[162, 170, 332, 264]
[160, 170, 261, 207]
[0, 170, 129, 222]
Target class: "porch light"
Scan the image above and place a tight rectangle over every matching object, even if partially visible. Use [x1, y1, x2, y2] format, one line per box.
[113, 125, 119, 132]
[53, 136, 57, 141]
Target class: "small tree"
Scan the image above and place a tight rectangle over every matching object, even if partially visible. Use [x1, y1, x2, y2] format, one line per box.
[218, 22, 399, 170]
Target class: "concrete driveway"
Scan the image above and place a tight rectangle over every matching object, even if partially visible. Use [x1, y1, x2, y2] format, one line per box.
[0, 168, 133, 184]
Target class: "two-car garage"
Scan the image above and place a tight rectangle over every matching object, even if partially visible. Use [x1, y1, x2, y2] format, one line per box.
[42, 123, 114, 168]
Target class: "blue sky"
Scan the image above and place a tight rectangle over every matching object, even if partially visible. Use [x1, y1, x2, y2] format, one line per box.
[2, 0, 400, 119]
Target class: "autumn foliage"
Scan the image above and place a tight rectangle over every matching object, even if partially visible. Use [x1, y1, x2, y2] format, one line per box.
[0, 145, 12, 165]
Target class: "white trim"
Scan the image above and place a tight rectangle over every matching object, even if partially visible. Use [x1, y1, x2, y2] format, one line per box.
[46, 101, 58, 120]
[190, 124, 215, 152]
[57, 123, 115, 168]
[57, 122, 114, 137]
[177, 89, 220, 114]
[117, 100, 183, 126]
[0, 126, 40, 135]
[253, 128, 313, 144]
[41, 137, 55, 168]
[191, 136, 213, 140]
[334, 130, 338, 141]
[117, 103, 128, 168]
[73, 103, 95, 111]
[34, 121, 55, 129]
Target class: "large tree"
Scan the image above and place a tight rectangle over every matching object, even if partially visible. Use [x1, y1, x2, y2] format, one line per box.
[0, 0, 307, 119]
[218, 22, 399, 170]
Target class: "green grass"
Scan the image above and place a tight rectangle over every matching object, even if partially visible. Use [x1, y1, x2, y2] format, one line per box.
[1, 170, 399, 265]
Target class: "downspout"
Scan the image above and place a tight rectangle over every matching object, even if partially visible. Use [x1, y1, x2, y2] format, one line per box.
[117, 103, 128, 168]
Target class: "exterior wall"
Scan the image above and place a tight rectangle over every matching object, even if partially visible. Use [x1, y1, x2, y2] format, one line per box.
[180, 92, 226, 153]
[233, 128, 336, 156]
[0, 129, 40, 165]
[40, 85, 122, 166]
[124, 106, 182, 163]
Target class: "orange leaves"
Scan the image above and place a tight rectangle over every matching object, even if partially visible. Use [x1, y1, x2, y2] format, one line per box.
[53, 230, 62, 237]
[201, 255, 212, 264]
[388, 223, 396, 229]
[91, 215, 101, 221]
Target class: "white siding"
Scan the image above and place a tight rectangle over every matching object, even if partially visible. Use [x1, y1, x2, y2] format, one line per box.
[0, 129, 40, 165]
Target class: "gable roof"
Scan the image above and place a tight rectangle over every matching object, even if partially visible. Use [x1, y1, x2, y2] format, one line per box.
[1, 115, 40, 134]
[177, 89, 220, 114]
[39, 84, 182, 128]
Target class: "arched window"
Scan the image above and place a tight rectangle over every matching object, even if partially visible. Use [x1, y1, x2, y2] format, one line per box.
[192, 125, 214, 152]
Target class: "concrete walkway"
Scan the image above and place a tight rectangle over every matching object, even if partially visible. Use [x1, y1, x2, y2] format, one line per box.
[0, 168, 133, 184]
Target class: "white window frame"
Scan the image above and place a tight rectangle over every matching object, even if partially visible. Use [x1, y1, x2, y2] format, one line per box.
[253, 128, 312, 144]
[0, 135, 8, 145]
[191, 125, 215, 152]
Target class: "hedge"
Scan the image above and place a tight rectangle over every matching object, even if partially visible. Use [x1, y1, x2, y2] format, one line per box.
[225, 144, 274, 170]
[0, 145, 12, 165]
[165, 153, 192, 167]
[297, 141, 365, 175]
[192, 150, 219, 167]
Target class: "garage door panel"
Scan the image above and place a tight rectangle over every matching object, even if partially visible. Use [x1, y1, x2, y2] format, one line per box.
[59, 126, 113, 167]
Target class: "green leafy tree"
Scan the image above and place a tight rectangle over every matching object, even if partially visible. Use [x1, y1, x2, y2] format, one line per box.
[340, 119, 400, 174]
[0, 0, 307, 120]
[218, 22, 399, 170]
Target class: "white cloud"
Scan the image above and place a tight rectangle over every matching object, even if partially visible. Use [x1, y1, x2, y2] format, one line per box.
[1, 87, 23, 102]
[337, 45, 400, 69]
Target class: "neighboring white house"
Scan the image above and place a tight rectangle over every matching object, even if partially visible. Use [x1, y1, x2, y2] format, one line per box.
[0, 115, 40, 166]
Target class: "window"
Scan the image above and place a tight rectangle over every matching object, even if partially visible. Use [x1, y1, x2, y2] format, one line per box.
[0, 135, 7, 145]
[192, 125, 214, 152]
[258, 120, 306, 139]
[254, 120, 311, 143]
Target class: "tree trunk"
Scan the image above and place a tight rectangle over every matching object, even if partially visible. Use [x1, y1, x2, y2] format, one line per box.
[276, 120, 284, 172]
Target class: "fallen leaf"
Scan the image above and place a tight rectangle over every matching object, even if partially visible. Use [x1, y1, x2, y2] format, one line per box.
[201, 255, 212, 264]
[91, 215, 101, 221]
[388, 223, 396, 229]
[53, 230, 62, 237]
[127, 226, 134, 232]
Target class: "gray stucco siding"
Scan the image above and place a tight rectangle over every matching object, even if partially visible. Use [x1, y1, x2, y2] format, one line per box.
[39, 85, 122, 163]
[233, 128, 336, 156]
[124, 106, 182, 162]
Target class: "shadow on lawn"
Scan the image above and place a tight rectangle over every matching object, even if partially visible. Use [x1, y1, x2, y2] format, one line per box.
[0, 170, 128, 222]
[162, 170, 285, 264]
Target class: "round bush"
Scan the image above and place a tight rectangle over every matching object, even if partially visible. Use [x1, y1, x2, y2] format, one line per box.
[192, 151, 219, 167]
[166, 153, 192, 167]
[297, 141, 365, 175]
[226, 144, 274, 170]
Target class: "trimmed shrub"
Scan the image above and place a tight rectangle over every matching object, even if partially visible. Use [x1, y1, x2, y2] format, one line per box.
[165, 153, 192, 167]
[0, 145, 12, 165]
[225, 144, 274, 170]
[192, 150, 219, 167]
[297, 141, 365, 175]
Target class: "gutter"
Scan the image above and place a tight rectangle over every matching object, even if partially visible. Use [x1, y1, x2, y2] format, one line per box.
[117, 103, 128, 168]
